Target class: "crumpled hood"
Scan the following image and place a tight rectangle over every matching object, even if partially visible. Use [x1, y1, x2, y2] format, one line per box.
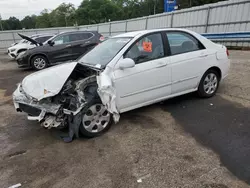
[22, 62, 78, 101]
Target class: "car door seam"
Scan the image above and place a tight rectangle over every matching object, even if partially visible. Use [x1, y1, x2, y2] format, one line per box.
[120, 82, 172, 98]
[172, 75, 199, 84]
[114, 65, 168, 81]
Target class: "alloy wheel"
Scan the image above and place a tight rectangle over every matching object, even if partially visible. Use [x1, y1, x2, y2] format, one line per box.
[82, 104, 111, 133]
[33, 57, 46, 70]
[203, 73, 218, 94]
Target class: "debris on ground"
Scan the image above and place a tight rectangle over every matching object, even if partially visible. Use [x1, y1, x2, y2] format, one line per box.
[8, 183, 21, 188]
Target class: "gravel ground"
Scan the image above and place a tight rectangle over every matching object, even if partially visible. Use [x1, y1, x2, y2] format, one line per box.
[0, 51, 250, 188]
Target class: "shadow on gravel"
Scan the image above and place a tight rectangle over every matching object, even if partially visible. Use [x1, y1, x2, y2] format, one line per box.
[161, 93, 250, 184]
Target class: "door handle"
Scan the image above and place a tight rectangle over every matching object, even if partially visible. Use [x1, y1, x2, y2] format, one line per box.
[156, 62, 167, 68]
[199, 53, 208, 57]
[66, 44, 72, 47]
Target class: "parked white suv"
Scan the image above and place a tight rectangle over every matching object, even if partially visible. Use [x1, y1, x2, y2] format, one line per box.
[7, 33, 54, 59]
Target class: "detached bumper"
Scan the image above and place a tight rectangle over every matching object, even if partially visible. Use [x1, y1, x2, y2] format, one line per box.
[13, 84, 61, 121]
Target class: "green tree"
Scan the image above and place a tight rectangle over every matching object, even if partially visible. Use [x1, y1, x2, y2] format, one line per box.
[50, 3, 76, 27]
[112, 0, 163, 19]
[21, 15, 37, 29]
[36, 9, 51, 28]
[2, 17, 22, 30]
[76, 0, 123, 25]
[0, 0, 227, 30]
[178, 0, 226, 9]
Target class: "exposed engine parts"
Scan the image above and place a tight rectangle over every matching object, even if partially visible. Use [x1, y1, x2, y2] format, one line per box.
[42, 75, 97, 129]
[42, 115, 62, 128]
[13, 63, 102, 142]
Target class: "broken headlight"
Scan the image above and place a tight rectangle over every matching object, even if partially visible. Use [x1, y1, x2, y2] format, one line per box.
[19, 84, 38, 102]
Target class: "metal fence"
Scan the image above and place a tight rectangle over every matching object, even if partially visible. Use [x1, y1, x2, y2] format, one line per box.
[1, 0, 250, 50]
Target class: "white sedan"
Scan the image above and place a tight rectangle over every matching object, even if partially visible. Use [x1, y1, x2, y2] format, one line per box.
[13, 28, 230, 141]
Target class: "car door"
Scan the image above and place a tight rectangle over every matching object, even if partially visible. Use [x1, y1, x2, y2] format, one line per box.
[113, 32, 172, 112]
[69, 32, 97, 59]
[166, 31, 215, 94]
[48, 34, 74, 64]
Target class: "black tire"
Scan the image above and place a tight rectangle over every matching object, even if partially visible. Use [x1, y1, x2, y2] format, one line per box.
[79, 97, 112, 138]
[31, 55, 48, 70]
[197, 69, 220, 98]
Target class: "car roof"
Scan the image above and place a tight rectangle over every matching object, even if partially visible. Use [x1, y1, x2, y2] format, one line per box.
[59, 30, 99, 35]
[34, 34, 55, 38]
[112, 28, 198, 38]
[113, 28, 217, 50]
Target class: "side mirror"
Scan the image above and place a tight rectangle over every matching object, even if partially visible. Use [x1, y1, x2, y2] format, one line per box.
[118, 58, 135, 70]
[48, 40, 54, 46]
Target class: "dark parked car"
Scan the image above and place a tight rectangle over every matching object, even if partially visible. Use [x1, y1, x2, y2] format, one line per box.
[7, 33, 54, 59]
[16, 31, 103, 70]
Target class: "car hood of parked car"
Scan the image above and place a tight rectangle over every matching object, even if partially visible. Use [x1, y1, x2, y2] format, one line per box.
[8, 43, 34, 51]
[21, 62, 78, 101]
[18, 33, 42, 46]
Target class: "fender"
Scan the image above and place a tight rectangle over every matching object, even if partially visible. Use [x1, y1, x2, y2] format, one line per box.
[29, 53, 49, 66]
[195, 66, 222, 88]
[17, 48, 27, 53]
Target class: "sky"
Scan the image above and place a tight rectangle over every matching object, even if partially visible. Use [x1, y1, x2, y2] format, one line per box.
[0, 0, 82, 20]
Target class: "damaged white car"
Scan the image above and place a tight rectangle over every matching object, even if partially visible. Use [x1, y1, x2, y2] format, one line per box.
[13, 28, 230, 142]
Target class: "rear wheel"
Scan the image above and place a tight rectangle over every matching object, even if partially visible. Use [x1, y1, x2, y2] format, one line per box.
[31, 55, 48, 70]
[197, 70, 220, 98]
[79, 98, 112, 138]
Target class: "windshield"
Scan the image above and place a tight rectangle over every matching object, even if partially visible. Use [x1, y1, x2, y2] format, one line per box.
[79, 37, 132, 67]
[43, 34, 58, 44]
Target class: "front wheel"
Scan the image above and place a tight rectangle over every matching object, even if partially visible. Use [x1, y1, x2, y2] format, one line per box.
[79, 98, 112, 138]
[31, 55, 48, 70]
[197, 70, 220, 98]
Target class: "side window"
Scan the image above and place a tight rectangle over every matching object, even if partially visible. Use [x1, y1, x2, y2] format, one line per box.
[68, 33, 93, 42]
[124, 33, 164, 64]
[35, 36, 52, 43]
[42, 36, 52, 43]
[34, 37, 43, 43]
[53, 35, 70, 45]
[166, 32, 204, 55]
[69, 33, 81, 42]
[86, 32, 94, 39]
[80, 32, 94, 40]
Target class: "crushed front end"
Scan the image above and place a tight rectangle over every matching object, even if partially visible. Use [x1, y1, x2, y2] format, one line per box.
[13, 63, 101, 142]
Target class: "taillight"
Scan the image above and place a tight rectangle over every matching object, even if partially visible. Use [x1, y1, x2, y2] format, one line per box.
[226, 49, 229, 57]
[99, 35, 105, 42]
